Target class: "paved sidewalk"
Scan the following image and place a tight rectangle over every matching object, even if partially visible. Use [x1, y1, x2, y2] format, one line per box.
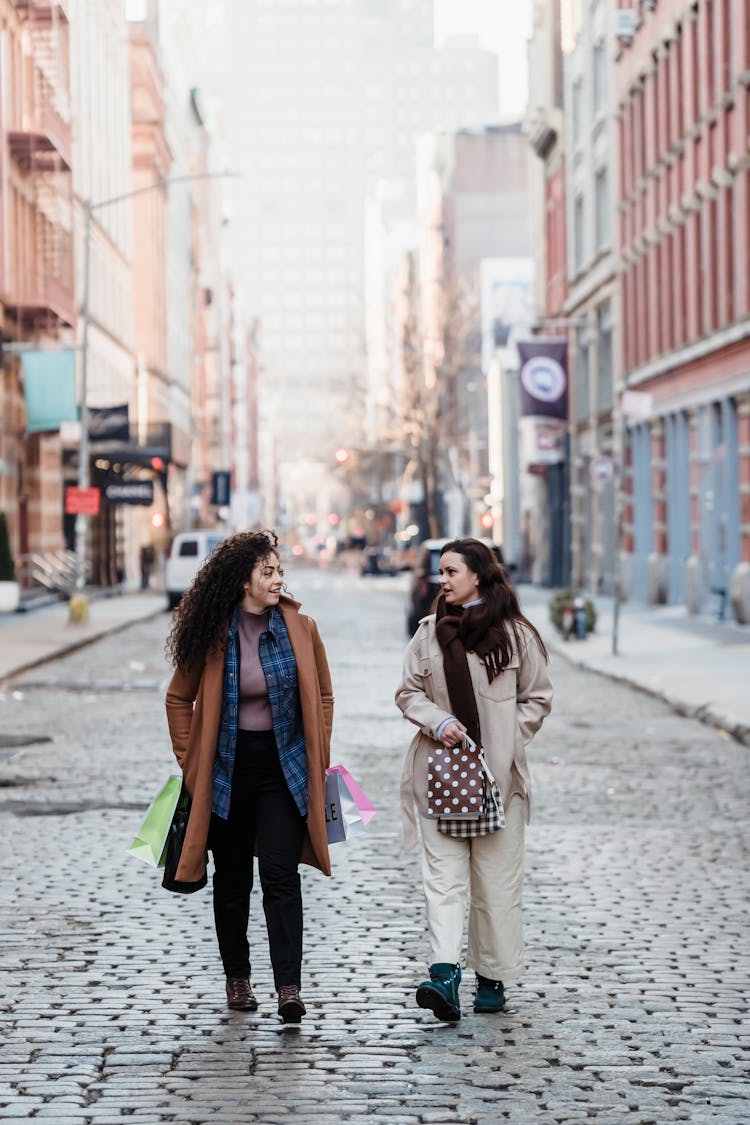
[518, 583, 750, 746]
[0, 591, 166, 684]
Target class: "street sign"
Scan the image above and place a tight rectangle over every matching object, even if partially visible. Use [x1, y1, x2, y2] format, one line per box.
[589, 456, 615, 483]
[103, 480, 154, 506]
[210, 470, 231, 506]
[65, 486, 100, 516]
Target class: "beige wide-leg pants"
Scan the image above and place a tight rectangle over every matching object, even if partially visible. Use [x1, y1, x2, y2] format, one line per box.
[418, 795, 525, 982]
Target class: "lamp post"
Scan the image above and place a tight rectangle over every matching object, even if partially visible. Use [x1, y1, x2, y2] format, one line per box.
[74, 171, 239, 597]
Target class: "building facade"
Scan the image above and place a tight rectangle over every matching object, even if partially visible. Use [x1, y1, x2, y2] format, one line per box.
[615, 0, 750, 619]
[561, 0, 619, 597]
[0, 0, 74, 567]
[524, 0, 571, 585]
[0, 0, 238, 595]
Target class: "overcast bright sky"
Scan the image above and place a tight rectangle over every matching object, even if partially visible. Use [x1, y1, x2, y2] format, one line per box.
[434, 0, 533, 120]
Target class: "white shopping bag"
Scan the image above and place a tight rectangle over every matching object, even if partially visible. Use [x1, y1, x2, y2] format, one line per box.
[324, 765, 377, 844]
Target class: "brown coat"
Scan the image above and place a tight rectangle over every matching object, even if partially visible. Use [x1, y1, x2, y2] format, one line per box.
[165, 595, 333, 882]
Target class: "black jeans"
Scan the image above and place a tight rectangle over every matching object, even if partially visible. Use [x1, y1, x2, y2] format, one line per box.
[208, 730, 306, 989]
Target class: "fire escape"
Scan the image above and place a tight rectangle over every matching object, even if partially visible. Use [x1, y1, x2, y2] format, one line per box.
[5, 1, 74, 332]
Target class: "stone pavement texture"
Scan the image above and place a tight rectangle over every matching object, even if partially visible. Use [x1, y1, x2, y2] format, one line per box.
[0, 570, 748, 1123]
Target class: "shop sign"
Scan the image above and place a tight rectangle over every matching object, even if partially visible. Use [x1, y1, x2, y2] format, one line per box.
[518, 416, 566, 468]
[103, 480, 154, 506]
[589, 456, 615, 483]
[65, 487, 100, 516]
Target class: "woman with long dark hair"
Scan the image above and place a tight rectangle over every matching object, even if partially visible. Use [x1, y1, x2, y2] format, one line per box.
[165, 529, 333, 1023]
[396, 538, 552, 1022]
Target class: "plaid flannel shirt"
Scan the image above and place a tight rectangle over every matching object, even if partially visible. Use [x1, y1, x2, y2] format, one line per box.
[212, 606, 308, 819]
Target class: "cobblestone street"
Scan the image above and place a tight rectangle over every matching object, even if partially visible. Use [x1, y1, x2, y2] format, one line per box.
[0, 569, 748, 1123]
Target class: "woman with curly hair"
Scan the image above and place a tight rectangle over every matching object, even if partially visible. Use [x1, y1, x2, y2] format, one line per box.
[165, 529, 333, 1023]
[396, 538, 552, 1023]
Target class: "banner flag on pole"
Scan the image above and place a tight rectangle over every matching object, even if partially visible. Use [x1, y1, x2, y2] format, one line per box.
[516, 339, 568, 420]
[21, 350, 78, 434]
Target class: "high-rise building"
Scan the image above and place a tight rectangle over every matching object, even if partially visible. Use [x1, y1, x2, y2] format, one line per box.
[220, 0, 498, 528]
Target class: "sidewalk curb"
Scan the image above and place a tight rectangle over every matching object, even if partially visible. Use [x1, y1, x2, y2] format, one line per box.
[545, 634, 750, 747]
[0, 607, 165, 687]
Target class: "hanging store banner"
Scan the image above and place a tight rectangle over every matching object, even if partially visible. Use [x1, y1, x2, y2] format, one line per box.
[89, 404, 130, 443]
[22, 350, 78, 433]
[516, 339, 568, 420]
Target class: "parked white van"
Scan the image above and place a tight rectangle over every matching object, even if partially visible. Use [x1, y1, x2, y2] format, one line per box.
[165, 529, 226, 610]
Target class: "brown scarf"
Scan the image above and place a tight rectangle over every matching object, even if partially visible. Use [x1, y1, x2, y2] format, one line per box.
[434, 598, 510, 747]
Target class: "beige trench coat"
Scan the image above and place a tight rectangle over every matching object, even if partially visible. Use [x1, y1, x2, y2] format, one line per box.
[395, 616, 552, 851]
[165, 595, 334, 883]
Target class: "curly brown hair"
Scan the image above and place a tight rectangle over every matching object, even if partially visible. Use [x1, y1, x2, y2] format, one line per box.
[166, 529, 283, 668]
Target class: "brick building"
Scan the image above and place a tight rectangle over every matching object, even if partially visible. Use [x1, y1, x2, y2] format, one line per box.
[0, 0, 74, 565]
[615, 0, 750, 619]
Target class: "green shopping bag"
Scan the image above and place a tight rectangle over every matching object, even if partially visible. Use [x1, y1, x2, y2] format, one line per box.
[127, 775, 182, 868]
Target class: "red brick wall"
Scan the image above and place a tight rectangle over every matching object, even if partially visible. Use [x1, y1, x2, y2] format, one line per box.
[544, 160, 567, 317]
[616, 0, 750, 378]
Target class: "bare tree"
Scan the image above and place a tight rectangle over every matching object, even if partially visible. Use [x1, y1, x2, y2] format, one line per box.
[395, 256, 484, 537]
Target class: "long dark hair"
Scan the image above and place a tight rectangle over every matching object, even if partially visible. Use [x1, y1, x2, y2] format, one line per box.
[166, 529, 283, 669]
[438, 538, 548, 666]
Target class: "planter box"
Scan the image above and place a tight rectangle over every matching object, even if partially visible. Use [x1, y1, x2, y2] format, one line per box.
[0, 581, 20, 613]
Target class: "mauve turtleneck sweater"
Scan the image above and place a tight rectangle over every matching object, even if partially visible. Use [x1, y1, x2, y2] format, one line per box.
[237, 608, 273, 730]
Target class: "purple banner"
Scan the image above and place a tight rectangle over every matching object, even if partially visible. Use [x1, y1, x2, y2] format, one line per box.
[517, 339, 568, 420]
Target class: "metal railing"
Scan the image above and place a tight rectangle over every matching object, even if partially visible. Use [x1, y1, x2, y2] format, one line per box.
[17, 550, 88, 595]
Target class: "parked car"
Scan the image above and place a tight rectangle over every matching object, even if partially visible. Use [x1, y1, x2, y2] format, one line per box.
[406, 537, 506, 635]
[165, 529, 226, 610]
[359, 544, 408, 576]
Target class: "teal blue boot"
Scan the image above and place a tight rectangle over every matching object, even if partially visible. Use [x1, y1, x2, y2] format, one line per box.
[473, 973, 505, 1013]
[416, 962, 462, 1022]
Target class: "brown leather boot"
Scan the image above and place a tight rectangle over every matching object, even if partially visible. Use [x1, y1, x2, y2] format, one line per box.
[277, 984, 306, 1023]
[226, 976, 258, 1011]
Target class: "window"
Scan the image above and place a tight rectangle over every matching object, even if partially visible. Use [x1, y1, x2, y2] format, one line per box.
[596, 303, 613, 412]
[595, 166, 610, 251]
[574, 193, 585, 270]
[593, 38, 607, 116]
[572, 77, 584, 147]
[575, 324, 590, 419]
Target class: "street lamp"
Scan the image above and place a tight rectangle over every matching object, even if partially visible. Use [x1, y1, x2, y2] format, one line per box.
[74, 171, 239, 596]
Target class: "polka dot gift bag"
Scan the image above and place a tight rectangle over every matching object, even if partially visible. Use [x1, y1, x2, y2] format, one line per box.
[427, 734, 506, 839]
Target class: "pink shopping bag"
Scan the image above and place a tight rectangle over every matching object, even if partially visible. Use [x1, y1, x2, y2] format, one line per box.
[325, 764, 377, 844]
